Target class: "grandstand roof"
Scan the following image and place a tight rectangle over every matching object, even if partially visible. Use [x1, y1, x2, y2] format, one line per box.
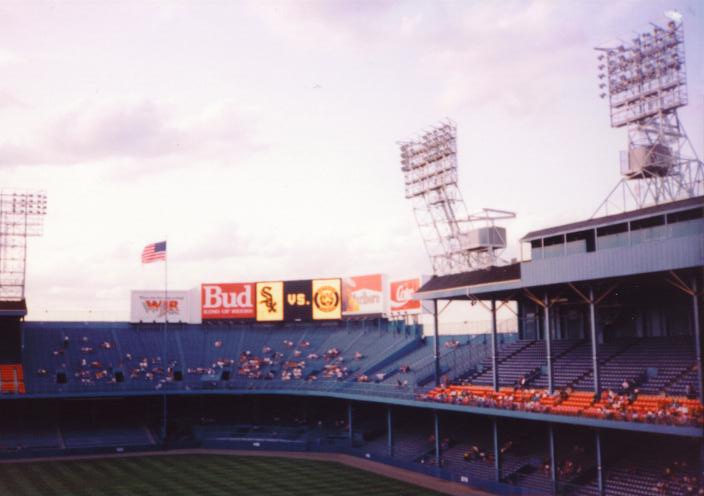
[415, 263, 521, 300]
[522, 196, 704, 241]
[0, 299, 27, 317]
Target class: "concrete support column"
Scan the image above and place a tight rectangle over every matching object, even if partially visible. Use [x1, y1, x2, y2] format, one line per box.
[692, 277, 703, 405]
[161, 394, 168, 443]
[433, 411, 440, 468]
[595, 429, 604, 496]
[493, 418, 501, 482]
[548, 424, 557, 493]
[387, 406, 393, 457]
[589, 287, 601, 397]
[491, 299, 499, 392]
[699, 438, 704, 485]
[544, 294, 554, 394]
[433, 299, 440, 387]
[517, 300, 524, 339]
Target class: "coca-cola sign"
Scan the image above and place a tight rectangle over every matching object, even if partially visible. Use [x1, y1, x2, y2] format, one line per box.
[389, 277, 422, 313]
[201, 283, 256, 319]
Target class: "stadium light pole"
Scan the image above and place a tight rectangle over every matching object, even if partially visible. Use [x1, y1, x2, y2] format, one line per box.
[398, 121, 515, 275]
[0, 190, 48, 301]
[593, 15, 703, 216]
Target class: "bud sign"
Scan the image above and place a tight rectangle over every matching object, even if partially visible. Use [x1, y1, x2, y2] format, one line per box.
[201, 283, 255, 319]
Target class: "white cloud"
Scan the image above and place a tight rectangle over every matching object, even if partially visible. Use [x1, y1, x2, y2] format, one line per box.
[0, 98, 264, 168]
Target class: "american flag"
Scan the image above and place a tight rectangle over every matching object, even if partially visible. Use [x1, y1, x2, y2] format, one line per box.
[141, 241, 167, 263]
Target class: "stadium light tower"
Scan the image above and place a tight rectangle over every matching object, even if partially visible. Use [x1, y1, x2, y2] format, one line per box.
[593, 13, 703, 216]
[399, 121, 515, 275]
[0, 189, 48, 301]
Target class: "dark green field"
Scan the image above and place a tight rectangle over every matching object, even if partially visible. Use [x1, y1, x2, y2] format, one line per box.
[0, 454, 445, 496]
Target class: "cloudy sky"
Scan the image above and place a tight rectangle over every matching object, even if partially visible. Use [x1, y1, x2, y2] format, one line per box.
[2, 0, 702, 320]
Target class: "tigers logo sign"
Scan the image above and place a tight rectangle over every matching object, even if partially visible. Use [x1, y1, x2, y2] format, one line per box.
[312, 278, 341, 320]
[256, 282, 284, 321]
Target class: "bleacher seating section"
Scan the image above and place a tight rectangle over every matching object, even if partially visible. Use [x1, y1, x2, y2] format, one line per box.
[464, 337, 698, 396]
[19, 322, 432, 396]
[15, 325, 701, 420]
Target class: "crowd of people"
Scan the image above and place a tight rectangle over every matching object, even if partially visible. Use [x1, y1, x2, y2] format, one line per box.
[40, 333, 386, 390]
[422, 383, 703, 426]
[40, 334, 184, 390]
[231, 342, 359, 383]
[423, 385, 558, 414]
[652, 459, 704, 495]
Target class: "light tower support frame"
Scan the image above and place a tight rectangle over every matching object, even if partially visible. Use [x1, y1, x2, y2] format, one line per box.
[399, 121, 515, 275]
[0, 189, 48, 301]
[594, 15, 703, 217]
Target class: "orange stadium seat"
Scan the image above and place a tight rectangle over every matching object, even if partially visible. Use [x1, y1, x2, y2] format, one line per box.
[0, 364, 25, 394]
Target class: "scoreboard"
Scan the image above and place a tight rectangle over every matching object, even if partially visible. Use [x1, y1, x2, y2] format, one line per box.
[255, 279, 341, 322]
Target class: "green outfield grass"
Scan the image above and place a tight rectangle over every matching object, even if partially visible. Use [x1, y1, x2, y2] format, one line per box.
[0, 454, 445, 496]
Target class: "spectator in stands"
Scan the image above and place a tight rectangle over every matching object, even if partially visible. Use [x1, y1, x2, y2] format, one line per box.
[445, 339, 459, 349]
[685, 384, 696, 400]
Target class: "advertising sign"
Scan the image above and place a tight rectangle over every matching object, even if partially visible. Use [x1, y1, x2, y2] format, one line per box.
[283, 279, 313, 321]
[201, 283, 255, 320]
[256, 282, 284, 322]
[130, 290, 201, 324]
[389, 277, 422, 314]
[312, 278, 342, 320]
[342, 274, 385, 316]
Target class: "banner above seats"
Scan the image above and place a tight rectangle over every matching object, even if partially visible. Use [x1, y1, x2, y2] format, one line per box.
[342, 274, 387, 317]
[201, 283, 256, 320]
[390, 277, 427, 315]
[130, 289, 201, 324]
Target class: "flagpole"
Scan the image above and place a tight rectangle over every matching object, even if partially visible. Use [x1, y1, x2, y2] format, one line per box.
[162, 239, 168, 445]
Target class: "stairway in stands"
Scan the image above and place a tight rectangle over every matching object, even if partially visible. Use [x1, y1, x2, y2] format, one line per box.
[0, 364, 26, 394]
